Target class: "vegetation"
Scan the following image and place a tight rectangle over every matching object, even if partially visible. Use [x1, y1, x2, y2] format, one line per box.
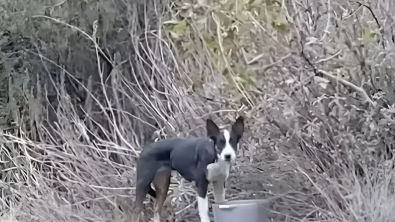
[1, 0, 395, 221]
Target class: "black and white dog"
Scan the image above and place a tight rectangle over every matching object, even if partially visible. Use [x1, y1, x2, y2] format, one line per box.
[132, 117, 244, 222]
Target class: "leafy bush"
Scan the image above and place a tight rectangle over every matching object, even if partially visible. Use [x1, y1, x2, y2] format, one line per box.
[1, 0, 395, 221]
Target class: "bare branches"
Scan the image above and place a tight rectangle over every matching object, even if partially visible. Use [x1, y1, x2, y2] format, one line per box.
[318, 69, 375, 106]
[3, 0, 395, 221]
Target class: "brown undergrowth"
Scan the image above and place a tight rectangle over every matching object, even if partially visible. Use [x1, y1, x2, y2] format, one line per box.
[1, 0, 395, 221]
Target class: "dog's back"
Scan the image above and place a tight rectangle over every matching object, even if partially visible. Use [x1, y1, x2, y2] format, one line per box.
[137, 137, 216, 181]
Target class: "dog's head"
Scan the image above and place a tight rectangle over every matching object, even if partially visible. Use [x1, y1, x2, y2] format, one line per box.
[206, 117, 244, 162]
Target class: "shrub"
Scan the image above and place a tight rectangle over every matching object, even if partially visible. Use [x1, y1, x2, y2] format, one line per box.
[1, 0, 395, 221]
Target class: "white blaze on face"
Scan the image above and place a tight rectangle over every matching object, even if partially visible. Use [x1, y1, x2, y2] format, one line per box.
[220, 130, 236, 161]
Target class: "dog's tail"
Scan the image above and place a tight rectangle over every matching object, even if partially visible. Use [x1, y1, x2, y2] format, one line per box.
[148, 187, 156, 198]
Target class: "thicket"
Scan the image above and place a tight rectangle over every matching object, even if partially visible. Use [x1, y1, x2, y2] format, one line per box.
[1, 0, 395, 221]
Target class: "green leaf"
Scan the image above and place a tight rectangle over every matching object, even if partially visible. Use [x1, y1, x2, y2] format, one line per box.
[220, 1, 235, 11]
[271, 10, 289, 33]
[172, 20, 187, 35]
[164, 20, 187, 39]
[361, 27, 376, 45]
[204, 36, 220, 53]
[248, 0, 264, 9]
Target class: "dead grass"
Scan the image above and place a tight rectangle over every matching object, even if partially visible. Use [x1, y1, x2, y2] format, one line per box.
[1, 0, 395, 221]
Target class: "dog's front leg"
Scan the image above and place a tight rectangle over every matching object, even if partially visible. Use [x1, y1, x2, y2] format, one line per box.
[212, 180, 226, 203]
[196, 178, 210, 222]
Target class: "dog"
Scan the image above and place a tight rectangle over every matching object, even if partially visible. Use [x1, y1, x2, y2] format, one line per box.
[132, 117, 244, 222]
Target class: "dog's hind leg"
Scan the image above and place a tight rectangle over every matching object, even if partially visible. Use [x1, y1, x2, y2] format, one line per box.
[132, 160, 159, 222]
[132, 184, 148, 222]
[152, 167, 171, 222]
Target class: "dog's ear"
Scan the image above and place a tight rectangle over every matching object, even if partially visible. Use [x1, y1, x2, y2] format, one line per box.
[232, 116, 244, 139]
[207, 119, 220, 139]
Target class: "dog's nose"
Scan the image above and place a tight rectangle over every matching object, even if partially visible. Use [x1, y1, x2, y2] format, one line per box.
[224, 154, 231, 161]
